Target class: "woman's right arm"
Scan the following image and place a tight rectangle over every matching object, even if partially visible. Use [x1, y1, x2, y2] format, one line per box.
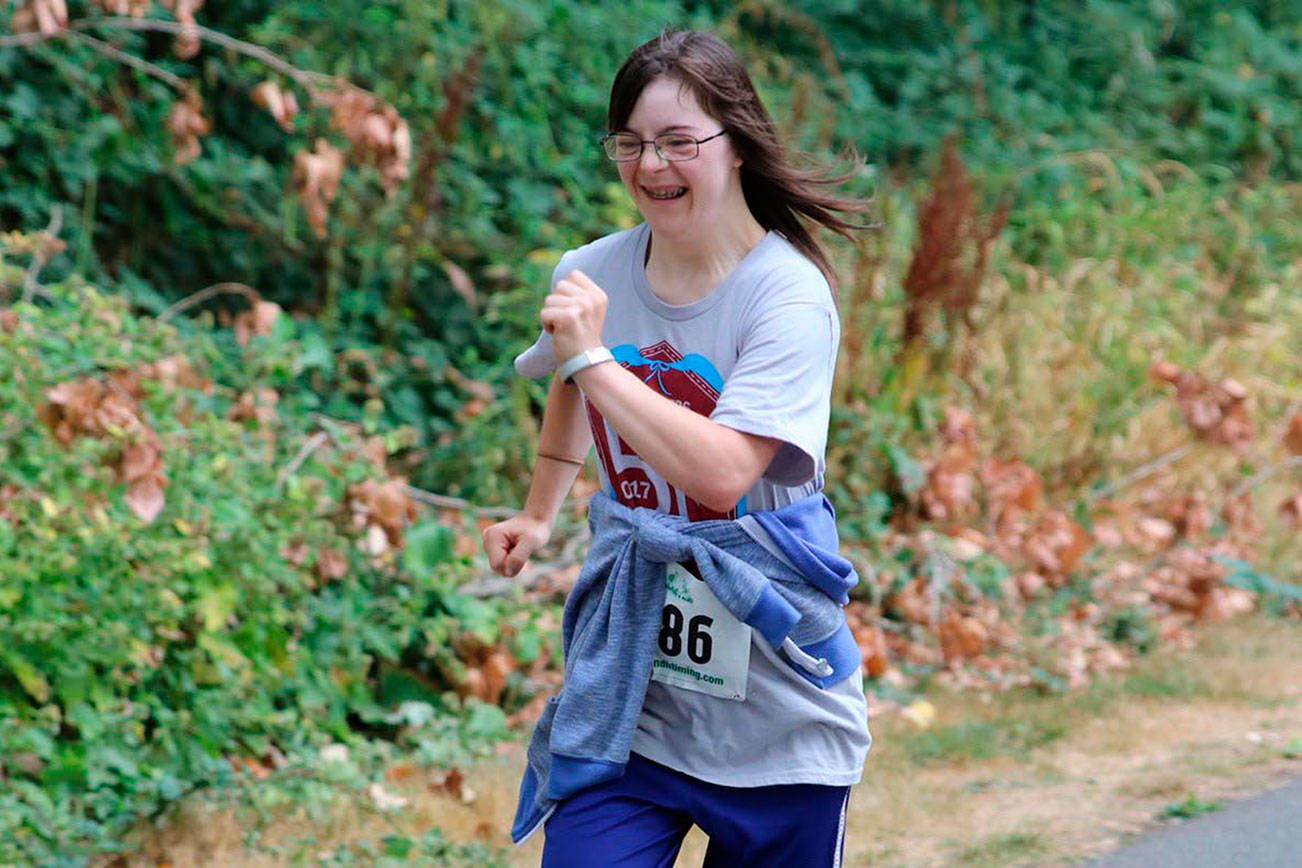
[482, 372, 593, 577]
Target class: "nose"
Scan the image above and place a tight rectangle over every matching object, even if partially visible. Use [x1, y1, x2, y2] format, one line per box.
[638, 142, 670, 173]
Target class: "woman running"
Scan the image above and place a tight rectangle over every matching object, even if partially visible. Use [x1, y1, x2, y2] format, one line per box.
[482, 27, 873, 867]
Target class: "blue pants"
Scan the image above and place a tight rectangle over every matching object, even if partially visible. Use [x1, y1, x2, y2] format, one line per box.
[541, 751, 851, 867]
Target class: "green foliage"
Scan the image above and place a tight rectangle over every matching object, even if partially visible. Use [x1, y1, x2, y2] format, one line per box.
[1214, 554, 1302, 616]
[0, 252, 546, 864]
[1162, 790, 1226, 819]
[1103, 604, 1159, 654]
[4, 1, 1302, 512]
[716, 0, 1302, 179]
[902, 713, 1066, 765]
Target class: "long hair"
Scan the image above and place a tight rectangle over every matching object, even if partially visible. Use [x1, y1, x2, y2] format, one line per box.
[608, 28, 873, 293]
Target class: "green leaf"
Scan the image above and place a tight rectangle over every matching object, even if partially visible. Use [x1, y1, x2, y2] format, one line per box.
[403, 522, 455, 577]
[197, 584, 239, 632]
[2, 651, 50, 704]
[883, 442, 927, 494]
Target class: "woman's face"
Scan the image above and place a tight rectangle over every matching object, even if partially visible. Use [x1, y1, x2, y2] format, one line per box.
[614, 75, 742, 242]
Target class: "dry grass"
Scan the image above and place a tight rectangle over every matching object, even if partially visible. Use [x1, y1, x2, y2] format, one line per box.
[126, 609, 1299, 867]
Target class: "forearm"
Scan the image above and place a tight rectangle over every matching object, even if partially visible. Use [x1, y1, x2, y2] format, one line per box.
[520, 373, 593, 529]
[570, 360, 754, 511]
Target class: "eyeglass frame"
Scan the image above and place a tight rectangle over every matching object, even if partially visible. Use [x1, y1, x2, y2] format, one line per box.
[599, 129, 728, 163]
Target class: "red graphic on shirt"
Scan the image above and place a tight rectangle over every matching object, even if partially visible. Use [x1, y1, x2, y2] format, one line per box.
[585, 339, 735, 521]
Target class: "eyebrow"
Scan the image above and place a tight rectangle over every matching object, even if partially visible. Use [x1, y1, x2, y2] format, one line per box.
[619, 123, 700, 136]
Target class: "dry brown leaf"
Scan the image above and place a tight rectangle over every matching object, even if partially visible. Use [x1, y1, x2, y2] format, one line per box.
[232, 300, 281, 346]
[1278, 493, 1302, 528]
[1022, 509, 1091, 579]
[443, 365, 496, 404]
[885, 577, 934, 626]
[166, 88, 210, 166]
[938, 610, 987, 664]
[119, 435, 162, 484]
[346, 477, 417, 546]
[383, 762, 420, 783]
[293, 138, 345, 239]
[1159, 366, 1255, 449]
[1147, 360, 1181, 383]
[314, 546, 348, 582]
[1012, 571, 1045, 600]
[1221, 490, 1262, 543]
[980, 458, 1043, 516]
[279, 540, 310, 566]
[139, 355, 213, 394]
[160, 0, 204, 59]
[313, 85, 411, 194]
[1283, 413, 1302, 455]
[226, 387, 279, 425]
[442, 261, 477, 308]
[250, 81, 299, 133]
[11, 0, 68, 35]
[850, 620, 890, 678]
[125, 474, 166, 524]
[93, 0, 148, 14]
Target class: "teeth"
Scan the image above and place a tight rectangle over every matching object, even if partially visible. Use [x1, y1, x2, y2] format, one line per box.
[645, 187, 686, 200]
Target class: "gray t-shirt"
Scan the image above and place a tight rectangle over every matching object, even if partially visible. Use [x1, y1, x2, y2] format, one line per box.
[515, 221, 871, 787]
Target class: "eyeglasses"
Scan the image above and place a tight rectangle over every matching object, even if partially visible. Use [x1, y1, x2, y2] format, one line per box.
[600, 129, 727, 163]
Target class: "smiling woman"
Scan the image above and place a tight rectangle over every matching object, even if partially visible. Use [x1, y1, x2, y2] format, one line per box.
[481, 27, 876, 867]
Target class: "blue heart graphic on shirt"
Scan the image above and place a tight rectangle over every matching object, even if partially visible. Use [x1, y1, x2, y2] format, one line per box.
[611, 344, 724, 395]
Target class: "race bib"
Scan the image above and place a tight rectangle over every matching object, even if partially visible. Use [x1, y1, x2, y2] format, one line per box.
[649, 562, 751, 701]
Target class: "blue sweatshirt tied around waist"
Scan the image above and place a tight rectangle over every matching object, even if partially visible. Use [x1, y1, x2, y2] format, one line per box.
[510, 488, 861, 845]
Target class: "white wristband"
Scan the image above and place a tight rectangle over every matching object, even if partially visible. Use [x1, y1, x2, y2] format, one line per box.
[558, 346, 614, 384]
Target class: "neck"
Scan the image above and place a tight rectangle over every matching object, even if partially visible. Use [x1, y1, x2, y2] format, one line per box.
[645, 202, 768, 285]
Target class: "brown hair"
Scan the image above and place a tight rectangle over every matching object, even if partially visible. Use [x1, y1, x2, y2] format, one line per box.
[608, 27, 873, 292]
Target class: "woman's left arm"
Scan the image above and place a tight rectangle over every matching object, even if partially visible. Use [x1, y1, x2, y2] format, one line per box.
[543, 268, 780, 512]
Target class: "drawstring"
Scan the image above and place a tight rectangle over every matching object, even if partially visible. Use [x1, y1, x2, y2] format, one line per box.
[781, 637, 834, 678]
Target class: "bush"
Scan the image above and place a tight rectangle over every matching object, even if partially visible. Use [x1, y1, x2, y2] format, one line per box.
[0, 241, 535, 864]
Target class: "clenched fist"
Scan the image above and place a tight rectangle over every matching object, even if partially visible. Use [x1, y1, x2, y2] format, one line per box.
[481, 513, 551, 578]
[541, 269, 608, 363]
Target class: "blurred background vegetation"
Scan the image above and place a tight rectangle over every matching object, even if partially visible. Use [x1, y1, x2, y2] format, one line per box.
[2, 1, 1300, 864]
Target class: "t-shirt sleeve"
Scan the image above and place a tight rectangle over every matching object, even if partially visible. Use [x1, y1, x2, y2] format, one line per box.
[709, 300, 837, 487]
[512, 253, 575, 379]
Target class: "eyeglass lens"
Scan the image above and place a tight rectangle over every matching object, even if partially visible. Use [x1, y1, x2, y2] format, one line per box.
[604, 133, 701, 162]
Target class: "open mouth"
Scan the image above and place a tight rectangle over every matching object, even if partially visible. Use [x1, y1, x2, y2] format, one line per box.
[643, 186, 687, 201]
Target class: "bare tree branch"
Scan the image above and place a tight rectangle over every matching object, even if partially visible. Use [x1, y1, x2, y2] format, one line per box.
[1087, 443, 1196, 503]
[67, 30, 186, 89]
[1, 16, 339, 96]
[0, 29, 48, 49]
[159, 282, 261, 323]
[1229, 455, 1302, 501]
[276, 431, 330, 491]
[20, 206, 63, 305]
[70, 16, 336, 90]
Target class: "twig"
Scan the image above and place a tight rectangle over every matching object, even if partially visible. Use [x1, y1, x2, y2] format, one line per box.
[67, 30, 185, 89]
[302, 412, 590, 518]
[1087, 443, 1196, 503]
[275, 431, 329, 490]
[20, 206, 63, 305]
[0, 29, 47, 49]
[71, 16, 337, 90]
[1229, 455, 1302, 501]
[2, 17, 340, 95]
[403, 484, 574, 519]
[159, 282, 260, 323]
